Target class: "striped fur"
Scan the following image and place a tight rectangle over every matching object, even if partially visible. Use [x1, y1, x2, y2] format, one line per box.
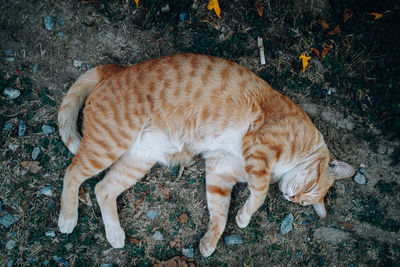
[57, 54, 354, 257]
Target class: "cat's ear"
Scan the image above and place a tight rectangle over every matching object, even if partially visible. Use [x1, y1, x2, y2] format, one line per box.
[327, 160, 355, 180]
[313, 201, 326, 218]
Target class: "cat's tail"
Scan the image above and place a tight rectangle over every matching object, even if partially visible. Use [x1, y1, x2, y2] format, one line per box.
[58, 67, 100, 154]
[58, 64, 126, 154]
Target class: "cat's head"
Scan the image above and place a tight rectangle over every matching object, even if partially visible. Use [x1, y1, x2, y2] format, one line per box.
[279, 149, 354, 218]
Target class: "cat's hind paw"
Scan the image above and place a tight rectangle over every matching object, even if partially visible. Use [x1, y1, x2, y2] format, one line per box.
[58, 213, 78, 234]
[235, 212, 250, 228]
[106, 224, 125, 248]
[199, 236, 216, 257]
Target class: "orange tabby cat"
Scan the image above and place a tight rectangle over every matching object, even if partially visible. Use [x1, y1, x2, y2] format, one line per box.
[57, 54, 354, 257]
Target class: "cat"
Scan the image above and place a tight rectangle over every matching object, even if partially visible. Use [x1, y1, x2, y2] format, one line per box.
[57, 53, 355, 257]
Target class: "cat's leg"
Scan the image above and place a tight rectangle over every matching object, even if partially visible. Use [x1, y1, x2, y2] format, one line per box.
[58, 143, 124, 234]
[199, 158, 237, 257]
[95, 153, 155, 248]
[236, 162, 270, 228]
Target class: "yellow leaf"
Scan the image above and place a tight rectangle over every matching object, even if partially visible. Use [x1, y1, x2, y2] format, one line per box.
[134, 0, 139, 8]
[299, 54, 311, 73]
[208, 0, 221, 18]
[367, 12, 383, 20]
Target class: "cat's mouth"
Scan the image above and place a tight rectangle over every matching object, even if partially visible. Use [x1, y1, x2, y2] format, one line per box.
[283, 194, 296, 202]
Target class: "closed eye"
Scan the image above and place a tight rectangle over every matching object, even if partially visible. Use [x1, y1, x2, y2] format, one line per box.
[305, 183, 317, 193]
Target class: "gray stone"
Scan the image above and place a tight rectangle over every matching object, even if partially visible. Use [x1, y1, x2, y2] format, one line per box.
[64, 243, 73, 251]
[99, 264, 113, 267]
[295, 250, 302, 262]
[146, 210, 158, 219]
[4, 50, 13, 56]
[73, 60, 84, 67]
[3, 123, 12, 131]
[6, 240, 17, 250]
[314, 227, 350, 243]
[224, 234, 243, 245]
[33, 63, 39, 73]
[182, 247, 194, 258]
[3, 88, 20, 100]
[43, 260, 49, 266]
[5, 57, 15, 62]
[354, 173, 366, 185]
[0, 199, 2, 212]
[45, 230, 56, 237]
[152, 231, 163, 241]
[43, 16, 55, 30]
[7, 259, 14, 267]
[359, 163, 366, 168]
[18, 120, 26, 136]
[179, 12, 187, 22]
[56, 14, 65, 26]
[40, 186, 53, 197]
[8, 144, 19, 151]
[0, 214, 15, 228]
[358, 167, 366, 174]
[161, 4, 170, 12]
[280, 213, 294, 235]
[58, 32, 64, 37]
[42, 125, 55, 134]
[32, 147, 40, 160]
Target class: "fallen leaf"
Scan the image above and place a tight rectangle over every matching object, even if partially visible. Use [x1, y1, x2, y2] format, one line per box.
[169, 238, 182, 249]
[321, 43, 333, 59]
[367, 12, 383, 20]
[319, 19, 330, 29]
[327, 25, 341, 35]
[255, 1, 264, 17]
[299, 54, 311, 73]
[161, 186, 170, 200]
[153, 256, 195, 267]
[135, 194, 146, 212]
[134, 0, 139, 8]
[128, 237, 142, 245]
[340, 222, 355, 230]
[20, 161, 42, 173]
[208, 0, 221, 18]
[310, 48, 321, 60]
[178, 213, 189, 224]
[343, 9, 353, 24]
[78, 185, 92, 206]
[15, 77, 24, 90]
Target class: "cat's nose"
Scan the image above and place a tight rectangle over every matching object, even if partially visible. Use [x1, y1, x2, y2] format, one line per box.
[289, 196, 295, 202]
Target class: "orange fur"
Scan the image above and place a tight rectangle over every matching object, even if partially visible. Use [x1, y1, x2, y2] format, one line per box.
[57, 54, 355, 257]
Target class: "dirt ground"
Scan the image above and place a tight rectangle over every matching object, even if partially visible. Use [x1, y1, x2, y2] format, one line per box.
[1, 0, 399, 266]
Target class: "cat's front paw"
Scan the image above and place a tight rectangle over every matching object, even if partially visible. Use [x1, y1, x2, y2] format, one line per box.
[235, 211, 250, 228]
[105, 224, 125, 248]
[199, 235, 216, 257]
[58, 212, 78, 234]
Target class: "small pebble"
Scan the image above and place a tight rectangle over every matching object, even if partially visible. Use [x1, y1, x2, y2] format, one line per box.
[57, 32, 65, 37]
[6, 240, 17, 250]
[33, 63, 39, 73]
[3, 88, 21, 100]
[42, 125, 55, 134]
[64, 243, 73, 251]
[40, 186, 53, 197]
[43, 16, 55, 31]
[336, 182, 345, 194]
[360, 163, 366, 168]
[32, 147, 40, 160]
[45, 230, 56, 237]
[0, 214, 16, 228]
[179, 12, 187, 22]
[7, 259, 14, 267]
[73, 60, 84, 67]
[43, 260, 50, 266]
[86, 64, 92, 70]
[3, 123, 12, 131]
[5, 57, 15, 62]
[182, 247, 194, 258]
[8, 144, 19, 151]
[18, 120, 27, 136]
[146, 210, 159, 219]
[358, 167, 366, 174]
[224, 234, 243, 245]
[161, 4, 170, 12]
[354, 173, 366, 184]
[0, 199, 2, 212]
[56, 14, 65, 26]
[280, 213, 294, 235]
[4, 50, 13, 56]
[99, 264, 113, 267]
[152, 231, 164, 241]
